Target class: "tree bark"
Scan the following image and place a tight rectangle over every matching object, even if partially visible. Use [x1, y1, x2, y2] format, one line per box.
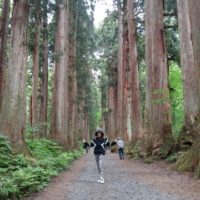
[116, 3, 123, 138]
[176, 0, 200, 173]
[107, 55, 118, 140]
[127, 0, 142, 141]
[0, 0, 29, 151]
[31, 1, 41, 128]
[145, 0, 171, 150]
[121, 0, 129, 141]
[0, 0, 10, 108]
[177, 0, 200, 134]
[67, 0, 78, 147]
[39, 0, 48, 137]
[50, 0, 69, 145]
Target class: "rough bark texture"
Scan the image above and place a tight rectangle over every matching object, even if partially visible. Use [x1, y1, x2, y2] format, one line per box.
[0, 0, 29, 151]
[0, 0, 10, 108]
[114, 0, 141, 142]
[145, 0, 171, 150]
[67, 0, 78, 147]
[77, 90, 89, 141]
[116, 5, 123, 138]
[31, 1, 41, 127]
[50, 0, 69, 145]
[176, 0, 200, 175]
[121, 0, 129, 141]
[107, 55, 118, 140]
[127, 0, 142, 141]
[39, 0, 48, 137]
[178, 0, 200, 134]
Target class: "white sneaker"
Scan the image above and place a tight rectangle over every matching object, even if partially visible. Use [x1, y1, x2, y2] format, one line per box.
[97, 176, 104, 184]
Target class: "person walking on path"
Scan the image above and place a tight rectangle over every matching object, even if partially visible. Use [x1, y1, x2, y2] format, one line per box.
[116, 137, 125, 160]
[82, 139, 90, 154]
[90, 128, 109, 184]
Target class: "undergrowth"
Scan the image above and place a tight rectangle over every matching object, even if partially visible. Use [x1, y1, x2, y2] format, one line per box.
[0, 135, 82, 199]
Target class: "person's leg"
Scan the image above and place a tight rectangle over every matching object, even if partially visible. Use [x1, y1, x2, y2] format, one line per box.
[118, 148, 122, 159]
[121, 148, 125, 159]
[95, 154, 101, 174]
[99, 155, 104, 177]
[98, 155, 105, 183]
[118, 149, 121, 159]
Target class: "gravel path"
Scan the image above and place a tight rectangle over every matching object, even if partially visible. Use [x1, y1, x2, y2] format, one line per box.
[27, 153, 200, 200]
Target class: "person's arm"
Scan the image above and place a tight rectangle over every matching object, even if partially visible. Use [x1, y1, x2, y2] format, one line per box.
[90, 140, 95, 147]
[104, 138, 109, 147]
[111, 141, 117, 147]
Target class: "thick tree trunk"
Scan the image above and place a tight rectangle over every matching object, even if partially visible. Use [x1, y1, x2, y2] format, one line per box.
[67, 0, 77, 147]
[107, 56, 118, 140]
[177, 0, 200, 133]
[145, 0, 171, 151]
[39, 0, 48, 137]
[116, 5, 123, 138]
[175, 0, 200, 175]
[127, 0, 141, 141]
[31, 1, 41, 128]
[0, 0, 29, 151]
[0, 0, 10, 108]
[76, 87, 90, 141]
[50, 0, 69, 145]
[121, 0, 129, 141]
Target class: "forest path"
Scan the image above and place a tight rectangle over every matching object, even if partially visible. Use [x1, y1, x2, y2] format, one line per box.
[27, 153, 200, 200]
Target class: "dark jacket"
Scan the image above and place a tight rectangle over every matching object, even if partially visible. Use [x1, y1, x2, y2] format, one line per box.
[90, 138, 109, 155]
[83, 142, 89, 149]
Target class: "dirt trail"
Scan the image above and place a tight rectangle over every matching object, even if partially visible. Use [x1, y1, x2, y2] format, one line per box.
[27, 153, 200, 200]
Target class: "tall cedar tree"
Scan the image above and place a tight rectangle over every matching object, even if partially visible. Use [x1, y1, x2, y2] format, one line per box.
[50, 0, 69, 145]
[116, 1, 124, 138]
[0, 0, 10, 108]
[39, 0, 49, 137]
[0, 0, 29, 151]
[176, 0, 200, 173]
[67, 0, 78, 146]
[31, 1, 41, 127]
[144, 0, 172, 151]
[127, 0, 141, 141]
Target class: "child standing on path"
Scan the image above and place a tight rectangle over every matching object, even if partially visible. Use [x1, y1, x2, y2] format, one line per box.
[90, 128, 109, 184]
[116, 137, 125, 160]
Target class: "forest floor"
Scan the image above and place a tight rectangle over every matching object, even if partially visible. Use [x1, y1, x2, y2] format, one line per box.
[27, 152, 200, 200]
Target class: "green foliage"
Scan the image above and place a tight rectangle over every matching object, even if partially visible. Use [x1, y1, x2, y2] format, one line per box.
[0, 136, 82, 199]
[166, 152, 179, 163]
[169, 63, 184, 139]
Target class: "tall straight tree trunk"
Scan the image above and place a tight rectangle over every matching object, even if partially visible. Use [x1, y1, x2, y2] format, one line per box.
[127, 0, 141, 141]
[176, 0, 200, 173]
[177, 0, 200, 133]
[116, 3, 123, 138]
[67, 0, 77, 147]
[31, 1, 41, 128]
[121, 0, 129, 141]
[39, 0, 48, 137]
[0, 0, 10, 108]
[0, 0, 29, 151]
[107, 56, 118, 140]
[145, 0, 171, 151]
[50, 0, 69, 145]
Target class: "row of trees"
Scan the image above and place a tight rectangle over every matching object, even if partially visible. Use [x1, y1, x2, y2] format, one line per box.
[100, 0, 200, 171]
[0, 0, 99, 151]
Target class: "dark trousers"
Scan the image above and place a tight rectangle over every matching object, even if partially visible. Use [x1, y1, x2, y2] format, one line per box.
[118, 148, 124, 160]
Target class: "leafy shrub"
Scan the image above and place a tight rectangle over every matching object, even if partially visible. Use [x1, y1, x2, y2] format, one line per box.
[166, 152, 179, 163]
[0, 135, 82, 199]
[169, 63, 184, 139]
